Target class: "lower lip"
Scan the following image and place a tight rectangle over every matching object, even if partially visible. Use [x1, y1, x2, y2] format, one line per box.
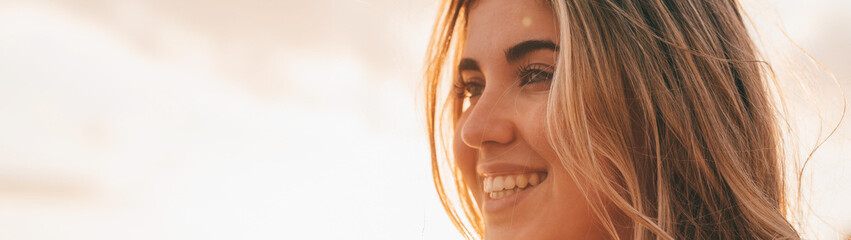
[482, 177, 546, 213]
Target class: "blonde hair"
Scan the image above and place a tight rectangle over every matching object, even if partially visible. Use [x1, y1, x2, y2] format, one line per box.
[425, 0, 805, 239]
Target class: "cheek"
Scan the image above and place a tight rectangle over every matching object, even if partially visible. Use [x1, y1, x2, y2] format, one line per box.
[517, 97, 551, 152]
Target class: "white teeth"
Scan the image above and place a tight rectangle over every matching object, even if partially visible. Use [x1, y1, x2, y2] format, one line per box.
[482, 172, 547, 199]
[529, 173, 540, 186]
[516, 174, 528, 188]
[488, 188, 524, 199]
[503, 175, 516, 190]
[492, 176, 504, 192]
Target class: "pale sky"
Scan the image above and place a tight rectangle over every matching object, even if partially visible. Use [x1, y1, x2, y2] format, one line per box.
[0, 0, 848, 239]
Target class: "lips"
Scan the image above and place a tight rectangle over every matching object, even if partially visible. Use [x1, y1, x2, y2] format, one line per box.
[476, 162, 549, 212]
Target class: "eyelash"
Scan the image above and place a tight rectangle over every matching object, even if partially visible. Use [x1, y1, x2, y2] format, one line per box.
[516, 64, 554, 86]
[456, 78, 483, 99]
[456, 63, 554, 99]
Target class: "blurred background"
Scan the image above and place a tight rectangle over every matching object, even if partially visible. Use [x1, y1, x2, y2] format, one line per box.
[0, 0, 848, 239]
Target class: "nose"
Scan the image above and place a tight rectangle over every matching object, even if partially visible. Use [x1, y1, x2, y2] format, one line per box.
[460, 91, 517, 149]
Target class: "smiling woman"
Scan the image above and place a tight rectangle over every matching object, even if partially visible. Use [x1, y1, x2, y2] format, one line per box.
[425, 0, 805, 239]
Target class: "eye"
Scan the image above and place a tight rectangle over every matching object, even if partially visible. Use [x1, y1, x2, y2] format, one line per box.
[460, 80, 484, 98]
[454, 76, 485, 99]
[517, 64, 554, 89]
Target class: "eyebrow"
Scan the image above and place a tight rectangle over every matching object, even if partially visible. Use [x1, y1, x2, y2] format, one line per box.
[458, 40, 559, 72]
[505, 40, 559, 62]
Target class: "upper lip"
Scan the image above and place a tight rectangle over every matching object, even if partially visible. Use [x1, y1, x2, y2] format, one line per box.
[477, 161, 548, 177]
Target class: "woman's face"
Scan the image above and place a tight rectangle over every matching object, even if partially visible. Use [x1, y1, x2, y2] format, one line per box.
[454, 0, 607, 239]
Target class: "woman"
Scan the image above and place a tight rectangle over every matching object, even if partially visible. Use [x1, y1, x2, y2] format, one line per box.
[424, 0, 802, 239]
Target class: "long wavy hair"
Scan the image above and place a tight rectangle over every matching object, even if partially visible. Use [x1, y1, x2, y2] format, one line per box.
[425, 0, 804, 239]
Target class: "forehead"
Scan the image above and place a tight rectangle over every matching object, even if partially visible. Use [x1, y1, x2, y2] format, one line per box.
[463, 0, 557, 59]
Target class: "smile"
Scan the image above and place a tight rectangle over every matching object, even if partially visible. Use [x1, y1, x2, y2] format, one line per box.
[483, 172, 547, 199]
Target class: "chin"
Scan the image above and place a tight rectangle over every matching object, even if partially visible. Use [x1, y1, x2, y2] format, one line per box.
[477, 172, 609, 240]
